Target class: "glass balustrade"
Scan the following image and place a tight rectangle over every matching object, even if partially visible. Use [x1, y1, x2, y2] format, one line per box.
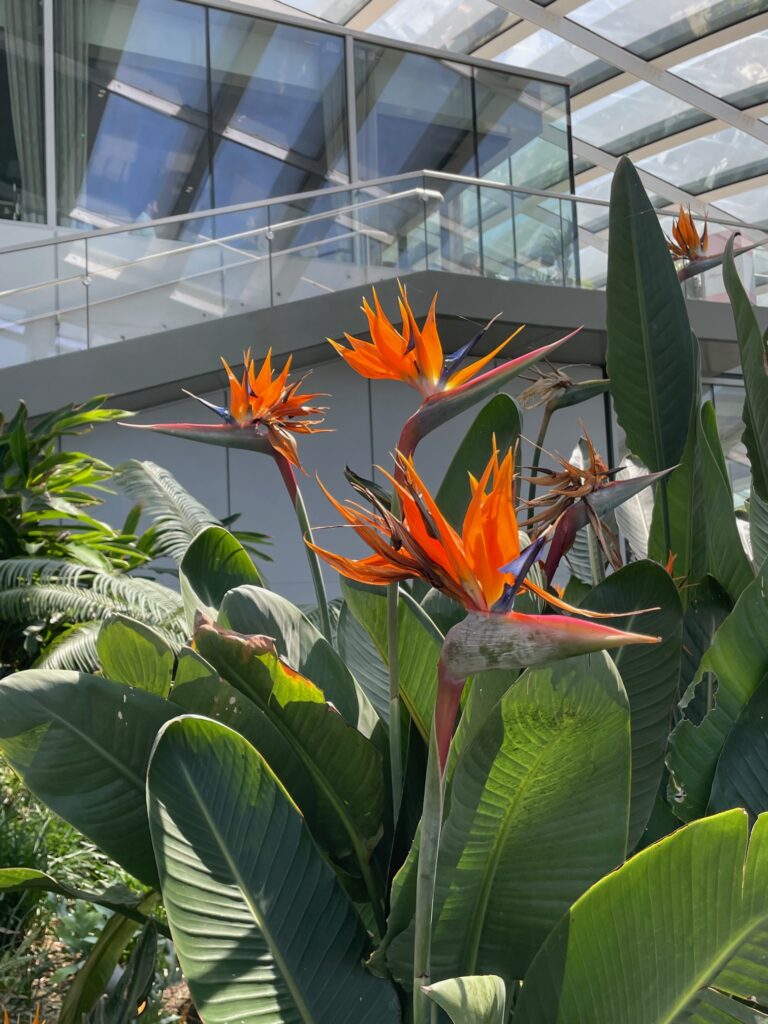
[0, 171, 764, 368]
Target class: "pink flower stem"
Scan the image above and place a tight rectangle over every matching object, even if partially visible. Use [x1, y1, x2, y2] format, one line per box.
[273, 452, 332, 642]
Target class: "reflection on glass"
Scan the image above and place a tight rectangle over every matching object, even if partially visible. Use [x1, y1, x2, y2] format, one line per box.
[55, 0, 209, 228]
[638, 127, 768, 194]
[570, 0, 767, 61]
[474, 68, 570, 190]
[497, 28, 614, 94]
[572, 81, 706, 156]
[0, 0, 45, 222]
[355, 43, 476, 179]
[207, 12, 348, 208]
[367, 0, 512, 54]
[671, 31, 768, 108]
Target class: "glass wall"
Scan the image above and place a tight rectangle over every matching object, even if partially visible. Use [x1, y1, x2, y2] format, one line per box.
[0, 0, 45, 223]
[0, 0, 569, 228]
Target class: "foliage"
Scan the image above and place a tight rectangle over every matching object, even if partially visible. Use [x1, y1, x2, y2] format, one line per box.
[2, 153, 768, 1024]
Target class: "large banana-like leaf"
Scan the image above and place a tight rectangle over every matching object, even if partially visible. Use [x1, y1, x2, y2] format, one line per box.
[514, 810, 768, 1024]
[179, 524, 263, 627]
[220, 585, 380, 742]
[384, 653, 630, 985]
[751, 488, 768, 569]
[723, 240, 768, 502]
[336, 601, 390, 724]
[340, 578, 443, 741]
[606, 156, 696, 473]
[669, 561, 768, 821]
[581, 561, 682, 848]
[709, 679, 768, 820]
[436, 394, 521, 530]
[189, 620, 385, 873]
[698, 401, 754, 601]
[147, 715, 400, 1024]
[424, 976, 507, 1024]
[0, 670, 178, 885]
[613, 455, 655, 558]
[96, 613, 175, 696]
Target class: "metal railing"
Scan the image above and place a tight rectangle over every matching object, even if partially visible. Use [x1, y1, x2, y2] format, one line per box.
[0, 170, 764, 369]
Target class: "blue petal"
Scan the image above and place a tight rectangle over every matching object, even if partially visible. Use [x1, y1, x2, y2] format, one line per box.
[183, 389, 234, 424]
[493, 534, 547, 611]
[440, 313, 502, 384]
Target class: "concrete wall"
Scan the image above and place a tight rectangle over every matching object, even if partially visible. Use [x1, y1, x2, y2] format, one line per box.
[68, 355, 610, 605]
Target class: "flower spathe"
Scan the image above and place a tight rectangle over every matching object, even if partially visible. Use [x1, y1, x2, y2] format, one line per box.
[310, 444, 659, 770]
[125, 348, 327, 470]
[667, 206, 708, 262]
[329, 284, 521, 397]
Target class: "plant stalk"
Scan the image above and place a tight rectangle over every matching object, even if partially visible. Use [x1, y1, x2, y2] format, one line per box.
[412, 721, 444, 1024]
[527, 404, 554, 507]
[387, 580, 404, 816]
[274, 453, 332, 642]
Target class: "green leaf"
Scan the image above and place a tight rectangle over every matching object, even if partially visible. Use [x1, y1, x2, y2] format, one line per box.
[191, 619, 385, 868]
[514, 810, 768, 1024]
[220, 585, 381, 741]
[421, 588, 467, 635]
[698, 401, 754, 601]
[337, 601, 390, 724]
[750, 489, 768, 569]
[723, 237, 768, 502]
[385, 653, 630, 986]
[59, 894, 157, 1024]
[0, 868, 159, 928]
[680, 576, 732, 698]
[147, 715, 400, 1024]
[0, 670, 178, 885]
[341, 579, 443, 741]
[88, 921, 157, 1024]
[436, 394, 521, 529]
[424, 976, 507, 1024]
[668, 562, 768, 820]
[606, 156, 696, 472]
[648, 406, 707, 604]
[581, 561, 682, 848]
[179, 524, 263, 626]
[709, 677, 768, 820]
[96, 613, 175, 696]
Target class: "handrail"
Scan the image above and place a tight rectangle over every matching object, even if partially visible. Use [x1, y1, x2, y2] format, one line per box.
[0, 170, 763, 260]
[0, 187, 443, 304]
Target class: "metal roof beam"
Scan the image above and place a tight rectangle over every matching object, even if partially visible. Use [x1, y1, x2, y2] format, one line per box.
[485, 0, 768, 145]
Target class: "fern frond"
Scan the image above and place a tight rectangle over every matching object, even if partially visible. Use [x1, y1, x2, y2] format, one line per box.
[0, 582, 184, 630]
[114, 460, 224, 563]
[37, 621, 101, 671]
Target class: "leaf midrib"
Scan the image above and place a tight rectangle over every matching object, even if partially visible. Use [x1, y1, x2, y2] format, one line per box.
[176, 759, 317, 1024]
[461, 728, 570, 974]
[655, 910, 768, 1024]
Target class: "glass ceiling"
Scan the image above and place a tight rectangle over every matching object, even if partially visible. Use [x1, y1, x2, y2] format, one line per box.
[276, 0, 768, 225]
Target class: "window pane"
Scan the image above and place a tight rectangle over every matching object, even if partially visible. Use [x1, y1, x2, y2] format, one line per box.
[475, 68, 570, 189]
[0, 0, 45, 223]
[366, 0, 513, 54]
[355, 42, 475, 179]
[208, 13, 348, 207]
[55, 0, 209, 227]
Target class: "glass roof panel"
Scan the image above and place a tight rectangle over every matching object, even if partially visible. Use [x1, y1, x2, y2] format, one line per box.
[712, 183, 768, 225]
[671, 31, 768, 108]
[637, 127, 768, 194]
[366, 0, 514, 52]
[572, 81, 707, 155]
[569, 0, 768, 61]
[276, 0, 366, 18]
[496, 29, 614, 91]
